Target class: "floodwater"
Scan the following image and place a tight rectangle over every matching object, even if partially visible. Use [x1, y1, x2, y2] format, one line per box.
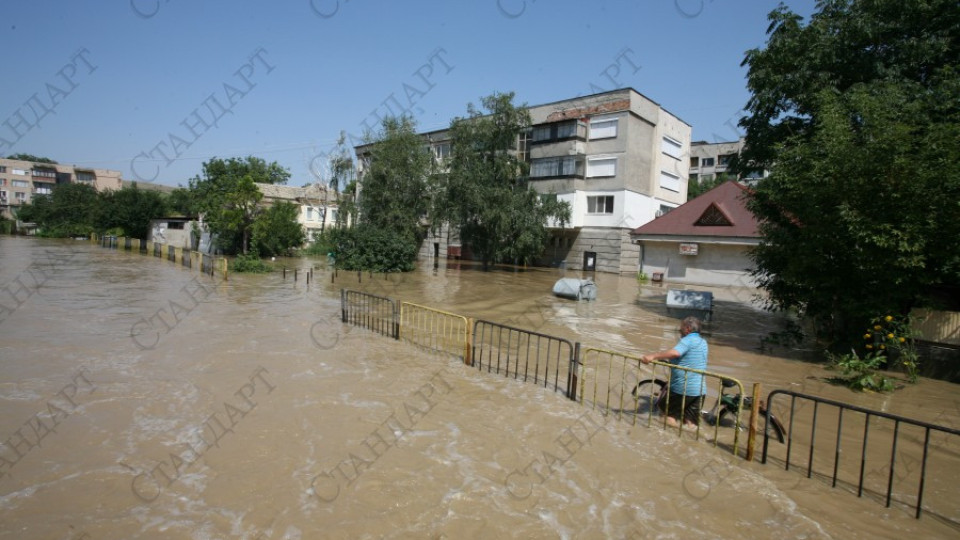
[1, 236, 958, 539]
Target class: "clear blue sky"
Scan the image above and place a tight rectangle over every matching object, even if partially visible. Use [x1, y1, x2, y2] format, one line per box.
[1, 0, 817, 188]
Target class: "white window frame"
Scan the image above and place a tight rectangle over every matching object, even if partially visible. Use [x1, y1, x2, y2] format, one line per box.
[11, 180, 29, 188]
[661, 136, 682, 160]
[660, 170, 681, 193]
[0, 190, 7, 202]
[11, 169, 27, 176]
[588, 116, 618, 140]
[587, 195, 615, 214]
[14, 192, 26, 202]
[586, 156, 617, 178]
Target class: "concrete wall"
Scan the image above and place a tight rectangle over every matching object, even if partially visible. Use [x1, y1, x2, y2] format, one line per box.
[639, 240, 758, 287]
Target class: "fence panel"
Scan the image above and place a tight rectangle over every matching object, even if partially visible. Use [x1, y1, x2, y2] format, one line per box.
[471, 319, 575, 397]
[577, 348, 744, 455]
[341, 289, 398, 339]
[763, 390, 960, 521]
[399, 302, 470, 362]
[182, 249, 192, 268]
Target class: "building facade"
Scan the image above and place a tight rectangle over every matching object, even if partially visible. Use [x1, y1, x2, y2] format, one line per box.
[0, 157, 123, 219]
[357, 88, 693, 274]
[689, 139, 767, 188]
[254, 183, 341, 243]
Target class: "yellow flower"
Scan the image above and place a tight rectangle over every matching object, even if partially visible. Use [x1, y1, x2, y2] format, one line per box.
[885, 315, 893, 322]
[880, 344, 886, 350]
[864, 334, 872, 339]
[887, 333, 895, 340]
[866, 344, 873, 349]
[899, 337, 906, 343]
[874, 325, 882, 330]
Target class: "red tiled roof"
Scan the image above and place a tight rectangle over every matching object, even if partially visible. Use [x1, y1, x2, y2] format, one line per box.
[631, 181, 760, 238]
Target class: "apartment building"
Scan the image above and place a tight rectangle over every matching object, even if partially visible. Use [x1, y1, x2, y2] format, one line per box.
[357, 88, 692, 274]
[689, 139, 767, 188]
[0, 157, 123, 219]
[254, 182, 341, 243]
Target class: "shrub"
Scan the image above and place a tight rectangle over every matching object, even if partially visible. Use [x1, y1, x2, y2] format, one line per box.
[230, 253, 272, 273]
[329, 225, 418, 272]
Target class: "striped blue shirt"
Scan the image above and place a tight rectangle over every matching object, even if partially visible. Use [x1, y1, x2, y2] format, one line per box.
[669, 332, 708, 396]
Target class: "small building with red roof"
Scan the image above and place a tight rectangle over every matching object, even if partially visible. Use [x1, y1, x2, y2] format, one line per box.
[630, 180, 760, 287]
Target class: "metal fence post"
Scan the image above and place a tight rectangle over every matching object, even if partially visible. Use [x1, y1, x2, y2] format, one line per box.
[746, 382, 761, 461]
[569, 342, 581, 400]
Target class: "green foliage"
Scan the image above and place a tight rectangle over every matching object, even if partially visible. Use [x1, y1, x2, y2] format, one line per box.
[6, 153, 57, 164]
[329, 224, 418, 272]
[251, 202, 305, 257]
[687, 173, 733, 201]
[230, 252, 273, 273]
[303, 231, 335, 257]
[188, 156, 290, 254]
[431, 92, 570, 268]
[16, 183, 100, 237]
[167, 187, 197, 216]
[358, 116, 434, 246]
[828, 350, 895, 393]
[739, 0, 960, 349]
[0, 216, 12, 234]
[862, 315, 921, 383]
[98, 183, 169, 239]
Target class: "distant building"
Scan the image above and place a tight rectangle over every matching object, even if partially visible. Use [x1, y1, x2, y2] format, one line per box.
[0, 157, 123, 220]
[631, 180, 760, 287]
[254, 183, 342, 243]
[356, 88, 693, 274]
[689, 139, 767, 188]
[147, 217, 198, 249]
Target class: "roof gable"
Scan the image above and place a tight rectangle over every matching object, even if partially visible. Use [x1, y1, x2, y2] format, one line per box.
[631, 181, 759, 239]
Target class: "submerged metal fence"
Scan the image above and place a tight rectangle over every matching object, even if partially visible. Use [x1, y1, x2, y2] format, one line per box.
[94, 235, 226, 280]
[400, 302, 471, 362]
[763, 390, 960, 519]
[341, 289, 398, 339]
[472, 319, 576, 397]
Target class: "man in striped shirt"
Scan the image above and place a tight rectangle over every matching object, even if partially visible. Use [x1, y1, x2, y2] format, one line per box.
[641, 316, 709, 429]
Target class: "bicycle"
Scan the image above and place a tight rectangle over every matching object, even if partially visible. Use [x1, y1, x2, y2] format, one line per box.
[631, 377, 787, 443]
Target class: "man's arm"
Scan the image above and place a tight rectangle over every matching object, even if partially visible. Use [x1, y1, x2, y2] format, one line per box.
[641, 348, 681, 364]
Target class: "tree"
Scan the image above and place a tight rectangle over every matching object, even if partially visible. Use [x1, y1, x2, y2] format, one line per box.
[432, 92, 570, 269]
[6, 154, 57, 164]
[98, 183, 169, 239]
[251, 201, 306, 256]
[358, 116, 434, 244]
[17, 183, 99, 236]
[188, 156, 290, 254]
[738, 0, 960, 347]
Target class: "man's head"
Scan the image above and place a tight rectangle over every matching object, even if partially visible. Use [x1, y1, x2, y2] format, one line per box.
[680, 316, 702, 336]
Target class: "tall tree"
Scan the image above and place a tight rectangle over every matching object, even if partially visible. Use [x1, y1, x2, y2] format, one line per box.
[739, 0, 960, 346]
[16, 182, 99, 236]
[188, 156, 290, 254]
[358, 116, 434, 243]
[251, 201, 306, 256]
[98, 183, 169, 239]
[432, 92, 569, 269]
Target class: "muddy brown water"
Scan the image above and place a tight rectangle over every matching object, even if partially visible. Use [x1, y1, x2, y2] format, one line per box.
[1, 237, 958, 539]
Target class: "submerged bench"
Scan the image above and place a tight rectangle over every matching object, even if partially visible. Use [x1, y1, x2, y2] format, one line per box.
[666, 289, 713, 322]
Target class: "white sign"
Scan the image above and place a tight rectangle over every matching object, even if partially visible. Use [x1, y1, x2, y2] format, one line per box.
[679, 243, 699, 256]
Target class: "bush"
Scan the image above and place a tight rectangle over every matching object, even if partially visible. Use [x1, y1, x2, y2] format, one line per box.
[329, 225, 418, 272]
[828, 350, 895, 392]
[230, 253, 272, 273]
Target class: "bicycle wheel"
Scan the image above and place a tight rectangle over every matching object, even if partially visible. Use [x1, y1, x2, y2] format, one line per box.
[633, 379, 666, 414]
[719, 406, 787, 444]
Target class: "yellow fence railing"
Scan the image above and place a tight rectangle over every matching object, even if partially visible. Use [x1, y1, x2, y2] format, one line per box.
[399, 302, 472, 364]
[95, 234, 228, 281]
[577, 347, 745, 456]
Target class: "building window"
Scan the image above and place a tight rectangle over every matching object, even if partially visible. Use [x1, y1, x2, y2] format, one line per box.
[530, 156, 582, 178]
[657, 204, 674, 217]
[0, 178, 6, 186]
[12, 180, 29, 188]
[306, 207, 314, 221]
[586, 156, 616, 178]
[587, 195, 614, 214]
[331, 209, 338, 222]
[660, 171, 681, 192]
[589, 116, 618, 140]
[34, 186, 52, 195]
[661, 136, 683, 160]
[531, 121, 583, 143]
[718, 153, 735, 166]
[690, 156, 699, 167]
[433, 143, 451, 161]
[0, 166, 6, 173]
[689, 173, 699, 182]
[12, 169, 27, 176]
[15, 192, 26, 202]
[31, 169, 57, 178]
[76, 171, 95, 182]
[701, 157, 715, 167]
[0, 190, 6, 202]
[516, 130, 530, 162]
[167, 221, 185, 230]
